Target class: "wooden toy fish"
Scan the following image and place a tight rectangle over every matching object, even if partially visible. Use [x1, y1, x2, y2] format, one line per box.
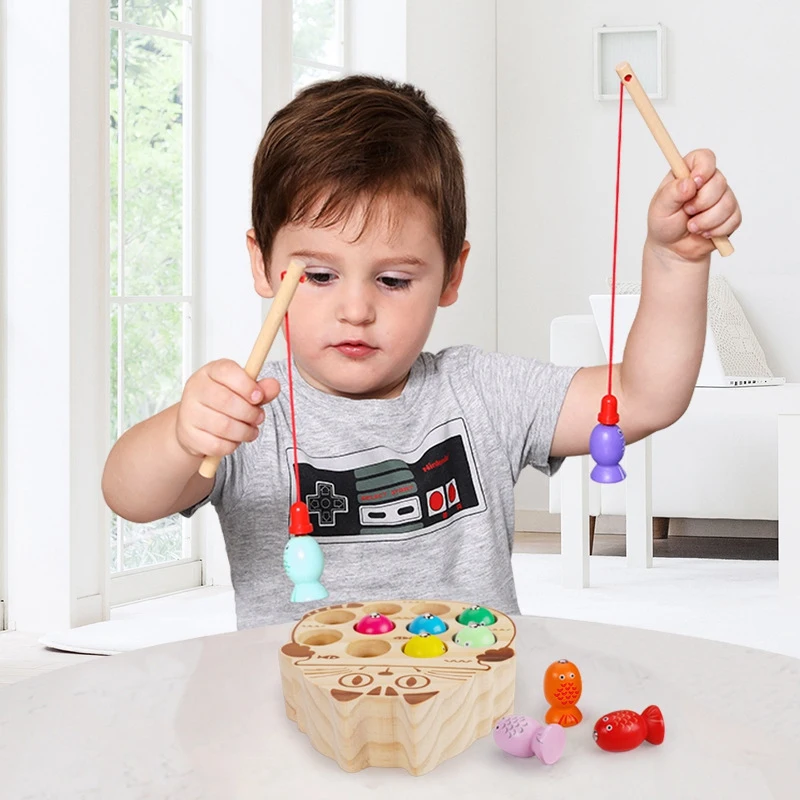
[407, 612, 448, 635]
[593, 705, 665, 752]
[543, 659, 582, 726]
[354, 612, 395, 635]
[453, 622, 497, 648]
[493, 714, 566, 765]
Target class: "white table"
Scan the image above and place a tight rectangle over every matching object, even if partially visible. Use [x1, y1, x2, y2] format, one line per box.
[1, 617, 798, 799]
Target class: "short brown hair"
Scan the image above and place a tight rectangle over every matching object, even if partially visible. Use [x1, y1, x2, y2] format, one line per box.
[251, 75, 466, 283]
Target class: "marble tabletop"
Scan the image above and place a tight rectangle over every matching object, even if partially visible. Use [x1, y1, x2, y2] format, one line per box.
[1, 614, 798, 800]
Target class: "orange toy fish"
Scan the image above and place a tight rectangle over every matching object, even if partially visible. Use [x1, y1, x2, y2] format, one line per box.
[544, 659, 582, 727]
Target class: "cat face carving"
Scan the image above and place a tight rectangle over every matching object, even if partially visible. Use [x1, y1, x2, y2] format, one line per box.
[330, 668, 438, 704]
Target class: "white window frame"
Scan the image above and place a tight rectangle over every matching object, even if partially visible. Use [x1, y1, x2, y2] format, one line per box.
[108, 2, 202, 606]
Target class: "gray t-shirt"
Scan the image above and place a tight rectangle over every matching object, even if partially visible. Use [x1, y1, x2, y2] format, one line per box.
[182, 345, 578, 628]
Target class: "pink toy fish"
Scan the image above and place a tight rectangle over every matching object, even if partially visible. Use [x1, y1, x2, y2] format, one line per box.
[493, 714, 566, 765]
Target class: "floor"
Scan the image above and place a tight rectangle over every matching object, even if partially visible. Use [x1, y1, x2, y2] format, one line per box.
[0, 531, 788, 687]
[515, 530, 778, 560]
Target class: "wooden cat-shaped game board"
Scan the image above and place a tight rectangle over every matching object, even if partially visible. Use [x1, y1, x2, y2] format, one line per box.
[279, 600, 516, 775]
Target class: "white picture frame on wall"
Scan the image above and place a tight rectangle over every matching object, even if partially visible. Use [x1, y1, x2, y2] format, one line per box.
[593, 24, 666, 101]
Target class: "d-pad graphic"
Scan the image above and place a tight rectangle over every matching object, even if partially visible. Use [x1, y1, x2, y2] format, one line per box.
[306, 481, 348, 526]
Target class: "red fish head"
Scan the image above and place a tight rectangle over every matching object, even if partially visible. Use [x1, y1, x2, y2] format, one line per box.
[593, 711, 640, 752]
[593, 707, 664, 752]
[593, 714, 617, 750]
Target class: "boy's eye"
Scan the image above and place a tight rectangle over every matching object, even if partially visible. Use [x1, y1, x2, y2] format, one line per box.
[379, 276, 411, 290]
[304, 270, 334, 285]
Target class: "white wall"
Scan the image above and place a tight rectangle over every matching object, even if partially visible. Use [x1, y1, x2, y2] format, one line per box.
[350, 0, 498, 354]
[406, 0, 498, 354]
[349, 0, 406, 81]
[498, 0, 800, 513]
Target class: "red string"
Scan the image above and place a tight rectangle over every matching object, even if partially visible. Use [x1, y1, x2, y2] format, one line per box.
[608, 80, 624, 396]
[284, 312, 302, 504]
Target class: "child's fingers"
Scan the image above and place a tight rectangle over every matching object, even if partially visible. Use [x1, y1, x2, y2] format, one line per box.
[683, 148, 717, 187]
[653, 148, 719, 215]
[682, 169, 728, 216]
[191, 403, 262, 450]
[686, 186, 739, 236]
[257, 377, 281, 404]
[206, 359, 268, 406]
[199, 380, 265, 428]
[653, 173, 698, 217]
[181, 425, 247, 460]
[692, 199, 742, 239]
[647, 146, 740, 258]
[178, 361, 282, 458]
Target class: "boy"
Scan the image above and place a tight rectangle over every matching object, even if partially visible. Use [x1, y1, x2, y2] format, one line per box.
[102, 75, 741, 628]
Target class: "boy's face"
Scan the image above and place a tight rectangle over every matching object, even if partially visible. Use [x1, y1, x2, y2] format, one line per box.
[247, 194, 469, 399]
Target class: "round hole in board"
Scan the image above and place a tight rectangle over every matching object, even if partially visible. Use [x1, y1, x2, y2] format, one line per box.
[299, 630, 343, 647]
[409, 602, 451, 617]
[361, 602, 403, 617]
[312, 610, 357, 625]
[346, 639, 392, 658]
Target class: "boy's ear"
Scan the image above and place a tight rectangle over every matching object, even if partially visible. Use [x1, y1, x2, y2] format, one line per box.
[439, 240, 470, 308]
[247, 229, 275, 298]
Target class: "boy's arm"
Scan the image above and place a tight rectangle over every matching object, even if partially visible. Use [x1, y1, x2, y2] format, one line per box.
[550, 247, 708, 456]
[102, 359, 277, 523]
[551, 148, 741, 458]
[102, 403, 214, 523]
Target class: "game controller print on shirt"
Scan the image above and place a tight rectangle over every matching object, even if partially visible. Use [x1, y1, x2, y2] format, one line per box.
[283, 418, 487, 541]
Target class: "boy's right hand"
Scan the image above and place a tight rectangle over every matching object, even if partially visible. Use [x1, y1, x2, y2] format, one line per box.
[175, 359, 280, 459]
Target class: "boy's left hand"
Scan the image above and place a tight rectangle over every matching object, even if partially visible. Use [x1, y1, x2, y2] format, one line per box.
[647, 148, 741, 263]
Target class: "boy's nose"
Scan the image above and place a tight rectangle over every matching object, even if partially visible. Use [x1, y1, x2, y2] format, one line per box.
[335, 287, 376, 326]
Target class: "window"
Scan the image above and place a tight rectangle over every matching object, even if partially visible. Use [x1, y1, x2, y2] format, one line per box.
[102, 0, 349, 600]
[292, 0, 347, 94]
[109, 0, 198, 597]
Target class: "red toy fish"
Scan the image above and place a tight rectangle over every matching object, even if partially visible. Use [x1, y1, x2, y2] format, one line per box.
[593, 705, 665, 752]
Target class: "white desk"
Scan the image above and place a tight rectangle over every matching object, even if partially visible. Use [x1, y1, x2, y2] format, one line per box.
[1, 617, 798, 798]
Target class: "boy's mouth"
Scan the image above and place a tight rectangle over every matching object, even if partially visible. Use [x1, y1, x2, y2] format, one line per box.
[332, 340, 378, 358]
